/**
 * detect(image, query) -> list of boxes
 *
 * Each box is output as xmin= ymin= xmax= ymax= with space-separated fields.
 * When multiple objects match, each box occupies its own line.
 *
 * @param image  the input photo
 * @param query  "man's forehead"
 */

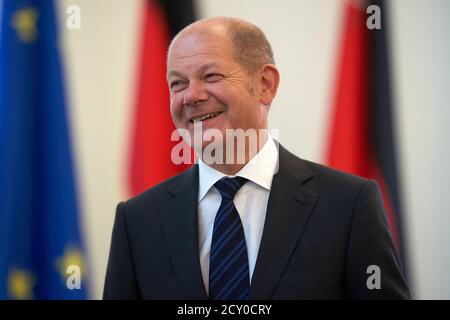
xmin=167 ymin=34 xmax=233 ymax=71
xmin=170 ymin=30 xmax=229 ymax=55
xmin=167 ymin=61 xmax=221 ymax=78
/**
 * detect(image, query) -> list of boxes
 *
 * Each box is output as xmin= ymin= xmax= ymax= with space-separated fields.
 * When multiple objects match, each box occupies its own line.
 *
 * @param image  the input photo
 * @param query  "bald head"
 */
xmin=168 ymin=17 xmax=275 ymax=74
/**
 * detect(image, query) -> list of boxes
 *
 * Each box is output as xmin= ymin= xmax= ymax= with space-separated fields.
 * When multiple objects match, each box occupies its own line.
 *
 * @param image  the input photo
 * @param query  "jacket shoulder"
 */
xmin=279 ymin=144 xmax=369 ymax=193
xmin=303 ymin=159 xmax=369 ymax=191
xmin=120 ymin=166 xmax=197 ymax=217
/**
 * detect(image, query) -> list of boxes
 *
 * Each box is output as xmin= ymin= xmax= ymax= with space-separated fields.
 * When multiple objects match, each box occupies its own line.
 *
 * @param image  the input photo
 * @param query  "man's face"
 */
xmin=167 ymin=31 xmax=267 ymax=150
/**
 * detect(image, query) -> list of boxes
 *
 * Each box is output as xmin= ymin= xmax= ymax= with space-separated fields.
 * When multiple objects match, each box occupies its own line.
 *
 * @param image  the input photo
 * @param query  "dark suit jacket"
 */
xmin=103 ymin=144 xmax=410 ymax=299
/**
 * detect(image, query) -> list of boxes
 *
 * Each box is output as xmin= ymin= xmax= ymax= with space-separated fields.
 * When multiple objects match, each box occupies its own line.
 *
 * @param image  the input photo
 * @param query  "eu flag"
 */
xmin=0 ymin=0 xmax=88 ymax=299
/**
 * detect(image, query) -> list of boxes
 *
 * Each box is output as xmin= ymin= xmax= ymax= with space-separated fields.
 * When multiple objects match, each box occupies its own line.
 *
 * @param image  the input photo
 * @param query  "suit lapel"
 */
xmin=158 ymin=165 xmax=208 ymax=299
xmin=249 ymin=145 xmax=318 ymax=299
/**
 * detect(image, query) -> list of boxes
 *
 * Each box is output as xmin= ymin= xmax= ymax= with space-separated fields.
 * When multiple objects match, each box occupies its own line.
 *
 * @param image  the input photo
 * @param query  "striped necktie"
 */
xmin=209 ymin=176 xmax=249 ymax=300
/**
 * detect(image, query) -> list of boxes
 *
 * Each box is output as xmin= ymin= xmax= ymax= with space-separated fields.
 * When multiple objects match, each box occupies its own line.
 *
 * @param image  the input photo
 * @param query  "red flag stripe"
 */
xmin=127 ymin=0 xmax=190 ymax=196
xmin=327 ymin=1 xmax=400 ymax=250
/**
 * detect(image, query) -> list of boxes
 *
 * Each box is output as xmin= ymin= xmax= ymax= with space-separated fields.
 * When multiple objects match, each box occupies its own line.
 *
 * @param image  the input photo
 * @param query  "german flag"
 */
xmin=128 ymin=0 xmax=196 ymax=196
xmin=326 ymin=0 xmax=408 ymax=275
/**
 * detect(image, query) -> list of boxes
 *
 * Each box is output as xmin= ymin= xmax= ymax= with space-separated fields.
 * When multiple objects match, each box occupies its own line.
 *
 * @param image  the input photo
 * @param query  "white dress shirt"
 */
xmin=197 ymin=136 xmax=279 ymax=293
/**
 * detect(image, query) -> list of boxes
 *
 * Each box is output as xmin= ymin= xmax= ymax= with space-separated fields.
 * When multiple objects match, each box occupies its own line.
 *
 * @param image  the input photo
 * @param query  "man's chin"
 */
xmin=193 ymin=138 xmax=224 ymax=153
xmin=190 ymin=137 xmax=225 ymax=164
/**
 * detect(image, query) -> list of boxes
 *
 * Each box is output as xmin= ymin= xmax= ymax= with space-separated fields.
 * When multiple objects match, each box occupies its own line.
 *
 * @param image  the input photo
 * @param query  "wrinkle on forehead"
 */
xmin=171 ymin=46 xmax=229 ymax=61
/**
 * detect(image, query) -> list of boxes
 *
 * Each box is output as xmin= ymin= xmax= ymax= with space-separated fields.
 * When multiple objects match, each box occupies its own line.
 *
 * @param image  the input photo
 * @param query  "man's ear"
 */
xmin=260 ymin=64 xmax=280 ymax=106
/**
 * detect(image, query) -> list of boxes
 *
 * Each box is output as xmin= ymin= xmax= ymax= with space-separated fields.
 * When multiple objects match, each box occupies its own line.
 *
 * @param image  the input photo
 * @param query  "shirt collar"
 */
xmin=198 ymin=135 xmax=279 ymax=201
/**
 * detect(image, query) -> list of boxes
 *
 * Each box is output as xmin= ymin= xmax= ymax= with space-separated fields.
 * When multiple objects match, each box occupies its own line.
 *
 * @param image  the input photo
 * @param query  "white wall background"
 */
xmin=58 ymin=0 xmax=450 ymax=299
xmin=390 ymin=0 xmax=450 ymax=299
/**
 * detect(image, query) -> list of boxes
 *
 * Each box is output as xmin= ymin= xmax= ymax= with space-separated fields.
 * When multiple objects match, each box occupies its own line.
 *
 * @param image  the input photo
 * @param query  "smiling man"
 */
xmin=103 ymin=17 xmax=410 ymax=300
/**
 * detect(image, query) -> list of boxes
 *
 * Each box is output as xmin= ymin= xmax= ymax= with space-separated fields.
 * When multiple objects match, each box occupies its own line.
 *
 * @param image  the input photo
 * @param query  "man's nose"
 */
xmin=183 ymin=81 xmax=208 ymax=107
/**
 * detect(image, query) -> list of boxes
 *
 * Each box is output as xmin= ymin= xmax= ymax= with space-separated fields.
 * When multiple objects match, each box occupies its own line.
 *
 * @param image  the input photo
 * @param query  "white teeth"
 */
xmin=192 ymin=112 xmax=222 ymax=123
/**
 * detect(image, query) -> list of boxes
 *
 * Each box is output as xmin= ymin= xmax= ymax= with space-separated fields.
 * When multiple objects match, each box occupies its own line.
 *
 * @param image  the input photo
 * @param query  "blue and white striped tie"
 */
xmin=209 ymin=177 xmax=249 ymax=300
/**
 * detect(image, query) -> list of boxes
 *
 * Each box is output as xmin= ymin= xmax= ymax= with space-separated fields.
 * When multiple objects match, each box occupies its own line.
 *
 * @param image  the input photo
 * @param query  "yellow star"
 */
xmin=56 ymin=246 xmax=86 ymax=280
xmin=11 ymin=7 xmax=39 ymax=43
xmin=8 ymin=268 xmax=35 ymax=300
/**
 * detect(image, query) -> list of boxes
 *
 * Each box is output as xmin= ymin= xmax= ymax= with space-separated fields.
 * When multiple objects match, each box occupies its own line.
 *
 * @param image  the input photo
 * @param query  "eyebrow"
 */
xmin=167 ymin=62 xmax=219 ymax=79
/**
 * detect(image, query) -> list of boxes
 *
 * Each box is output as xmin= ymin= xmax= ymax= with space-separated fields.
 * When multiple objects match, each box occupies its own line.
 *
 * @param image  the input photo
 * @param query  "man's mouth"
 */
xmin=190 ymin=111 xmax=223 ymax=124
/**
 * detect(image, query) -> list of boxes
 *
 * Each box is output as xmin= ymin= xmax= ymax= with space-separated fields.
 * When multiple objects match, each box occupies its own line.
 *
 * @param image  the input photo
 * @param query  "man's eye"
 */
xmin=205 ymin=73 xmax=223 ymax=82
xmin=170 ymin=80 xmax=186 ymax=90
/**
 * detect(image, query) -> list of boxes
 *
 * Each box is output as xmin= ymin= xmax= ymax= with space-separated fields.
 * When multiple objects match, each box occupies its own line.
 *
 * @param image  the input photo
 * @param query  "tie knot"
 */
xmin=214 ymin=177 xmax=248 ymax=200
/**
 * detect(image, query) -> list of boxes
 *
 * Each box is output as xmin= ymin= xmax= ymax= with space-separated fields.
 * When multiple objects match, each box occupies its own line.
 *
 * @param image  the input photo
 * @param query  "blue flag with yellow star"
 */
xmin=0 ymin=0 xmax=88 ymax=299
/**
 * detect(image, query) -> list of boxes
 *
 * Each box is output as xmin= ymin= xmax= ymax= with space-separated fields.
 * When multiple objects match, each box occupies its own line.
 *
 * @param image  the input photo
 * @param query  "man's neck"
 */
xmin=202 ymin=133 xmax=269 ymax=176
